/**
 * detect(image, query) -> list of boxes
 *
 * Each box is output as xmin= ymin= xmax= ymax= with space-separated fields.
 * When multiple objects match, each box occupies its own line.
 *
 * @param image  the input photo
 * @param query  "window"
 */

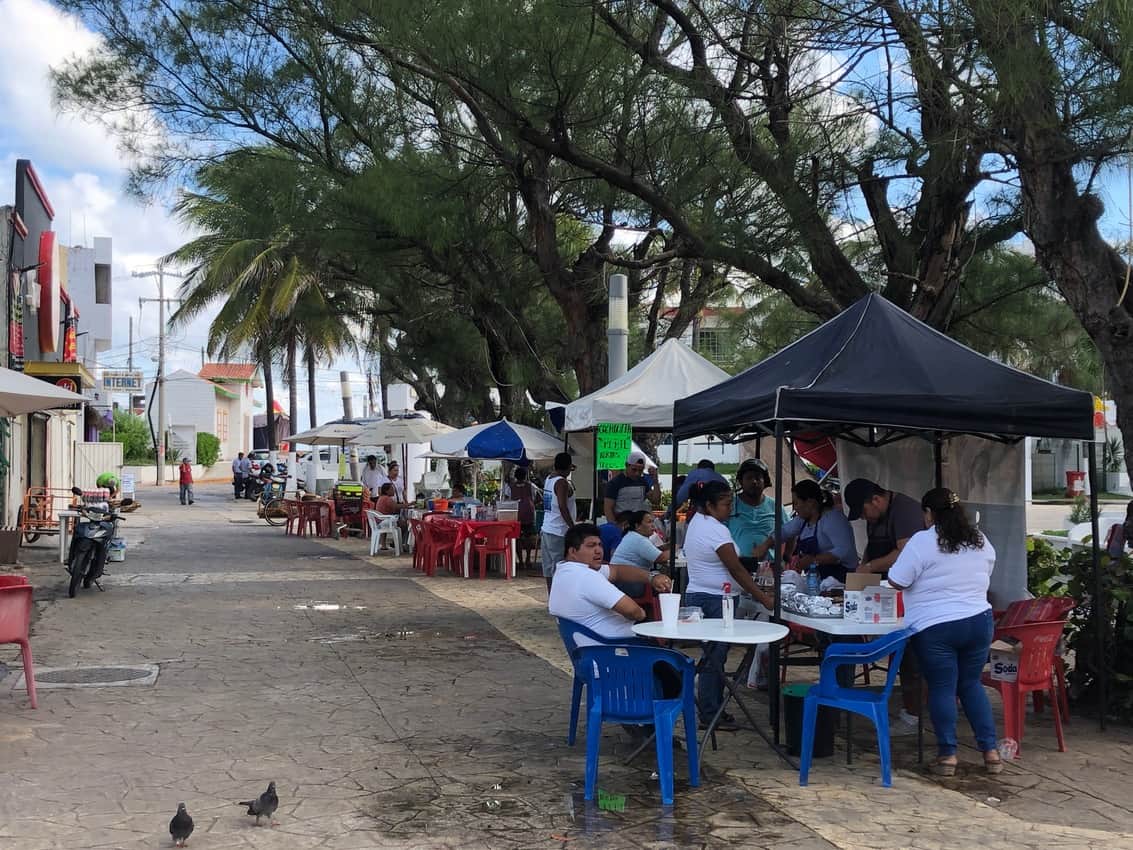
xmin=95 ymin=265 xmax=111 ymax=305
xmin=695 ymin=328 xmax=728 ymax=365
xmin=216 ymin=408 xmax=229 ymax=441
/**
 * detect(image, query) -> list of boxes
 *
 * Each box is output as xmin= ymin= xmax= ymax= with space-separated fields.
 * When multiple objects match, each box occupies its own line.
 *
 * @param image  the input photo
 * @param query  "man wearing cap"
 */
xmin=603 ymin=450 xmax=662 ymax=524
xmin=842 ymin=477 xmax=925 ymax=735
xmin=541 ymin=452 xmax=578 ymax=590
xmin=843 ymin=479 xmax=924 ymax=576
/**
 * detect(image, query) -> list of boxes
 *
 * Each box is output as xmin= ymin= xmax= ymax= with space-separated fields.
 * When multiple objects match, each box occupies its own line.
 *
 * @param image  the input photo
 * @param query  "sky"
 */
xmin=0 ymin=0 xmax=374 ymax=428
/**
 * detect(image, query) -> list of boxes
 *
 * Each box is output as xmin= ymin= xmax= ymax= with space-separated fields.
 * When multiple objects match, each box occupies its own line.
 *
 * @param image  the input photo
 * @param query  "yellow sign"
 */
xmin=596 ymin=422 xmax=633 ymax=470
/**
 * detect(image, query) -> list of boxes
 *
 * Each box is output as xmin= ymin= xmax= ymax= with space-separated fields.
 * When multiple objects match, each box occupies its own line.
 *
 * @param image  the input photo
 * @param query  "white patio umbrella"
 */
xmin=287 ymin=422 xmax=364 ymax=445
xmin=350 ymin=417 xmax=455 ymax=501
xmin=0 ymin=366 xmax=85 ymax=416
xmin=349 ymin=417 xmax=455 ymax=445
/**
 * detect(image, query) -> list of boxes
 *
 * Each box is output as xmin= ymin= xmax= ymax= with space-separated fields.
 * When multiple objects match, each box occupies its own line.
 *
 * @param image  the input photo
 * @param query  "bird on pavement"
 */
xmin=169 ymin=802 xmax=194 ymax=846
xmin=237 ymin=781 xmax=279 ymax=826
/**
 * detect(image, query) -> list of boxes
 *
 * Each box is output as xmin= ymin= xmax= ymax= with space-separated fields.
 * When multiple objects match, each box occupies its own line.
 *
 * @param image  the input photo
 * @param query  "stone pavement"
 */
xmin=0 ymin=483 xmax=1128 ymax=849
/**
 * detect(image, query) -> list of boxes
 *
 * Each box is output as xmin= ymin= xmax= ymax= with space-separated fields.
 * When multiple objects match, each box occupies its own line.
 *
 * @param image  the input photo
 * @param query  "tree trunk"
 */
xmin=261 ymin=340 xmax=277 ymax=451
xmin=286 ymin=334 xmax=299 ymax=436
xmin=971 ymin=5 xmax=1133 ymax=478
xmin=306 ymin=346 xmax=318 ymax=429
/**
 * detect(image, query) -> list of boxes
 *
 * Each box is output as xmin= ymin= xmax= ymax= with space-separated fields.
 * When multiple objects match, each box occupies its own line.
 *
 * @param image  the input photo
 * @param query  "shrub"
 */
xmin=1069 ymin=494 xmax=1092 ymax=525
xmin=100 ymin=410 xmax=153 ymax=464
xmin=196 ymin=433 xmax=221 ymax=467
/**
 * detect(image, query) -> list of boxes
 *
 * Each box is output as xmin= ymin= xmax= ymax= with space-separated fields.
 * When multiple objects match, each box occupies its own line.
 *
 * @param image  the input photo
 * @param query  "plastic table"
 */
xmin=57 ymin=510 xmax=80 ymax=564
xmin=633 ymin=619 xmax=791 ymax=762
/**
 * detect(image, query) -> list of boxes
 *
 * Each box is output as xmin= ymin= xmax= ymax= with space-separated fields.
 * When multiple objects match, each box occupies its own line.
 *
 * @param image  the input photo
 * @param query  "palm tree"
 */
xmin=163 ymin=151 xmax=337 ymax=448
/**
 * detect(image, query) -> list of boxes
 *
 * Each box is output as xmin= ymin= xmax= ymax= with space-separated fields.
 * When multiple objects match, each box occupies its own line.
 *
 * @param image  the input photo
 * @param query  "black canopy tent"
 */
xmin=671 ymin=294 xmax=1102 ymax=744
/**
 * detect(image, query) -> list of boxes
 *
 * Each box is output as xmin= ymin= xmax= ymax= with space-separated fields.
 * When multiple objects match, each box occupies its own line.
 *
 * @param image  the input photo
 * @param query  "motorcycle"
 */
xmin=66 ymin=486 xmax=123 ymax=598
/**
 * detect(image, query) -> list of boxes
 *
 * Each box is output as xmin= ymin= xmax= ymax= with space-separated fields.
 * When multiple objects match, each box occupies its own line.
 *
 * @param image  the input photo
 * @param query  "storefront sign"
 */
xmin=596 ymin=422 xmax=632 ymax=470
xmin=101 ymin=371 xmax=144 ymax=392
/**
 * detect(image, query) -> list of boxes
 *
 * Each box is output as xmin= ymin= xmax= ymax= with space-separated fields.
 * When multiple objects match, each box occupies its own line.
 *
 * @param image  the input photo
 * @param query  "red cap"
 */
xmin=722 ymin=582 xmax=732 ymax=593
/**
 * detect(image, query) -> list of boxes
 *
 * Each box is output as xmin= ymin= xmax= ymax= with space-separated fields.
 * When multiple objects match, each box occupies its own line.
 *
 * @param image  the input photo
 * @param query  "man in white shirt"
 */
xmin=360 ymin=455 xmax=389 ymax=498
xmin=548 ymin=523 xmax=672 ymax=642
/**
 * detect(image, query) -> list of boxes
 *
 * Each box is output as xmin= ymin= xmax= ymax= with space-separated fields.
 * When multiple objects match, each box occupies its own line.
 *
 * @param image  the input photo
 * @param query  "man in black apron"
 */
xmin=844 ymin=478 xmax=926 ymax=734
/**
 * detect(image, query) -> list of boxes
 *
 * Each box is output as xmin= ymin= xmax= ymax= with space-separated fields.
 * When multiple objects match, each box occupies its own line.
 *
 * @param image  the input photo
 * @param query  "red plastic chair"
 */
xmin=407 ymin=518 xmax=427 ymax=571
xmin=471 ymin=522 xmax=515 ymax=580
xmin=0 ymin=575 xmax=29 ymax=588
xmin=995 ymin=597 xmax=1075 ymax=720
xmin=981 ymin=619 xmax=1067 ymax=756
xmin=283 ymin=500 xmax=302 ymax=536
xmin=425 ymin=523 xmax=459 ymax=577
xmin=630 ymin=582 xmax=662 ymax=621
xmin=0 ymin=584 xmax=37 ymax=708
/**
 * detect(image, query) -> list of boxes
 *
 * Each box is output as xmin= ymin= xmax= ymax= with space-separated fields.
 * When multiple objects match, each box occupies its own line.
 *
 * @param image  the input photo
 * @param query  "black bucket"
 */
xmin=782 ymin=683 xmax=836 ymax=758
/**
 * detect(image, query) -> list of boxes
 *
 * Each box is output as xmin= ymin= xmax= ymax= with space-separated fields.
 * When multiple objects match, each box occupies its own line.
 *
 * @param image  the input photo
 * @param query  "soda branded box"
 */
xmin=844 ymin=573 xmax=880 ymax=623
xmin=859 ymin=587 xmax=899 ymax=624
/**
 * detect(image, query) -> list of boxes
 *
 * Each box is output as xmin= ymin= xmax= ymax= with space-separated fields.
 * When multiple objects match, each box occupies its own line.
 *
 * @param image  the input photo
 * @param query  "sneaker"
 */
xmin=891 ymin=710 xmax=920 ymax=736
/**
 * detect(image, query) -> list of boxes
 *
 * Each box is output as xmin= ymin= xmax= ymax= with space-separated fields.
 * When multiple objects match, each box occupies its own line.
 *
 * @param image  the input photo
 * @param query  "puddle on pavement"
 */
xmin=289 ymin=602 xmax=368 ymax=611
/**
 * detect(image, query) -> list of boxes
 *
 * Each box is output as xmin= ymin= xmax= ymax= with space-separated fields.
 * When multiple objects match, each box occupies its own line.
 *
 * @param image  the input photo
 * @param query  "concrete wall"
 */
xmin=64 ymin=241 xmax=113 ymax=368
xmin=144 ymin=370 xmax=216 ymax=452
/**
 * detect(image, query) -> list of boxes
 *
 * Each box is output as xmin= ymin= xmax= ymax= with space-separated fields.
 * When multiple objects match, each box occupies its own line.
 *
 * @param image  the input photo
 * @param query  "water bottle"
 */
xmin=806 ymin=562 xmax=820 ymax=597
xmin=721 ymin=582 xmax=734 ymax=630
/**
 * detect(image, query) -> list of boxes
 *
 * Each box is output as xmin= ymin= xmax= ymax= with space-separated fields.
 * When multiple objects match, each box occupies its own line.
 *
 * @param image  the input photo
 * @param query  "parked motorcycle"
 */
xmin=66 ymin=486 xmax=123 ymax=598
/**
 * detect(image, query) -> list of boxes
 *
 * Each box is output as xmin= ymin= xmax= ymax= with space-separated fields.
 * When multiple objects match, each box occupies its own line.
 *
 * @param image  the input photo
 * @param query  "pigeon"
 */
xmin=169 ymin=802 xmax=194 ymax=846
xmin=237 ymin=780 xmax=279 ymax=826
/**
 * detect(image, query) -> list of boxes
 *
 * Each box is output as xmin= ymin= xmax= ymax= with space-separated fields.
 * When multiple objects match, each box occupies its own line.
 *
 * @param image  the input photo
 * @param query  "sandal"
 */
xmin=930 ymin=759 xmax=957 ymax=776
xmin=984 ymin=756 xmax=1004 ymax=775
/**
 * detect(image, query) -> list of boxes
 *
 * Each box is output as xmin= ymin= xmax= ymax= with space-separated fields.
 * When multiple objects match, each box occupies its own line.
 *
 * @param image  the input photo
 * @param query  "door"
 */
xmin=74 ymin=441 xmax=123 ymax=491
xmin=26 ymin=413 xmax=47 ymax=490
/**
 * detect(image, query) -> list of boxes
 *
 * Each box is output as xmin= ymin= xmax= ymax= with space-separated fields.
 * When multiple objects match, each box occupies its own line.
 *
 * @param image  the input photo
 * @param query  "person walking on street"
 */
xmin=179 ymin=459 xmax=194 ymax=505
xmin=232 ymin=453 xmax=246 ymax=500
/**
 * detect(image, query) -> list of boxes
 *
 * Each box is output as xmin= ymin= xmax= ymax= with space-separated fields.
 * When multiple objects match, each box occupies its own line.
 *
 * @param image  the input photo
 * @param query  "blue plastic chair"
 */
xmin=557 ymin=618 xmax=631 ymax=745
xmin=799 ymin=628 xmax=914 ymax=788
xmin=576 ymin=644 xmax=699 ymax=805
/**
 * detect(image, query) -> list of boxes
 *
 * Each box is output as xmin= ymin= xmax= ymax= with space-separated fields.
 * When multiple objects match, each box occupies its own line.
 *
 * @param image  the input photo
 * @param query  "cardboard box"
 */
xmin=858 ymin=587 xmax=898 ymax=624
xmin=844 ymin=573 xmax=881 ymax=623
xmin=988 ymin=639 xmax=1019 ymax=682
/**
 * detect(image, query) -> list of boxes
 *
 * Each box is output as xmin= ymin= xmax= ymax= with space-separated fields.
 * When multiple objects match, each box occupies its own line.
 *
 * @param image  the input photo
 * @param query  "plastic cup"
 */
xmin=659 ymin=593 xmax=681 ymax=628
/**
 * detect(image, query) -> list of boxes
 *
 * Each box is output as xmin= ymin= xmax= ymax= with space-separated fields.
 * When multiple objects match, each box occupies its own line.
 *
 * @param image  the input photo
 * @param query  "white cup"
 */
xmin=659 ymin=593 xmax=681 ymax=628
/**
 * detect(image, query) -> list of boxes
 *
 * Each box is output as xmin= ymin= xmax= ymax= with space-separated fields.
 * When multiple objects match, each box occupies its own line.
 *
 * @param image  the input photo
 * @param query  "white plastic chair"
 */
xmin=366 ymin=510 xmax=402 ymax=556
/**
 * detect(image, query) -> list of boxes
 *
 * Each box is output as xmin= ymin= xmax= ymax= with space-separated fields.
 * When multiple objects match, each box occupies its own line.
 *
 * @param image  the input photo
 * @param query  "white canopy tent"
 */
xmin=552 ymin=339 xmax=728 ymax=516
xmin=0 ymin=367 xmax=85 ymax=416
xmin=558 ymin=338 xmax=729 ymax=432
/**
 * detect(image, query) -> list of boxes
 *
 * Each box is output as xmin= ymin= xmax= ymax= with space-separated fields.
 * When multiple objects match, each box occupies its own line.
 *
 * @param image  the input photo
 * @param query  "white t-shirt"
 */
xmin=548 ymin=561 xmax=635 ymax=644
xmin=888 ymin=528 xmax=996 ymax=632
xmin=361 ymin=465 xmax=388 ymax=495
xmin=684 ymin=512 xmax=739 ymax=596
xmin=541 ymin=475 xmax=577 ymax=536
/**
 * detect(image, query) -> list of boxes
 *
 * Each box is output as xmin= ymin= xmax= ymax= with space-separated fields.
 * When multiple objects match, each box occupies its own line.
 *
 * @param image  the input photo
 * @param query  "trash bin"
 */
xmin=1065 ymin=470 xmax=1087 ymax=498
xmin=782 ymin=683 xmax=836 ymax=758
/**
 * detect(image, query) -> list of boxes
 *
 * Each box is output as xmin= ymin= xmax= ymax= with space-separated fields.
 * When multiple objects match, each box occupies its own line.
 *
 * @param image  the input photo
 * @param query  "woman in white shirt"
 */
xmin=888 ymin=487 xmax=1000 ymax=776
xmin=684 ymin=480 xmax=775 ymax=730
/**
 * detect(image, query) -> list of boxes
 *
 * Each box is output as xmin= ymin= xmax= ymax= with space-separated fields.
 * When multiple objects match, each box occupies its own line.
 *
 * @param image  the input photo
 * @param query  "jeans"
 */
xmin=179 ymin=483 xmax=193 ymax=504
xmin=912 ymin=609 xmax=997 ymax=757
xmin=685 ymin=591 xmax=730 ymax=722
xmin=233 ymin=474 xmax=245 ymax=499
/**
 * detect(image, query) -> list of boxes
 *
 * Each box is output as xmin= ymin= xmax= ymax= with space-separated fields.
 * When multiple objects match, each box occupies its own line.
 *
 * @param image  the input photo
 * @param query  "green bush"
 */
xmin=196 ymin=433 xmax=221 ymax=467
xmin=100 ymin=410 xmax=153 ymax=464
xmin=1069 ymin=494 xmax=1092 ymax=525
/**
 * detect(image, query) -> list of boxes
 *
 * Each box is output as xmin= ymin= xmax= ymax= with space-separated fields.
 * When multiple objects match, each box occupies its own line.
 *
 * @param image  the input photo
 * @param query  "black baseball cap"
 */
xmin=843 ymin=478 xmax=883 ymax=521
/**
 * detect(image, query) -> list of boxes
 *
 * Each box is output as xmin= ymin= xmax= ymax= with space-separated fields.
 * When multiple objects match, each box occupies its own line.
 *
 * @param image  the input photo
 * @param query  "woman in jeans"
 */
xmin=888 ymin=487 xmax=1001 ymax=775
xmin=683 ymin=480 xmax=774 ymax=731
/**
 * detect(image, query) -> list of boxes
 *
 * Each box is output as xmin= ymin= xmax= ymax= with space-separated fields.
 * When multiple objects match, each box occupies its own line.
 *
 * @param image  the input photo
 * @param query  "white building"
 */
xmin=143 ymin=363 xmax=260 ymax=462
xmin=64 ymin=237 xmax=113 ymax=370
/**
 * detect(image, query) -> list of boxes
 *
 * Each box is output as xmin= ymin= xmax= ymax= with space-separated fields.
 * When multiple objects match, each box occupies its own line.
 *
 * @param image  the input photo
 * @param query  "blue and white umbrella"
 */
xmin=429 ymin=419 xmax=562 ymax=462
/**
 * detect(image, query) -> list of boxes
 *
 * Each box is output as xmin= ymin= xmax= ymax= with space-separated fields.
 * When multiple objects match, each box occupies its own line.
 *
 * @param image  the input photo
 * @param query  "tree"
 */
xmin=100 ymin=410 xmax=152 ymax=463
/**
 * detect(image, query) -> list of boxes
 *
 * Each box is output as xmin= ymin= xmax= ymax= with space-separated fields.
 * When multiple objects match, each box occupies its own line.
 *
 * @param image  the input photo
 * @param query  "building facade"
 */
xmin=143 ymin=364 xmax=260 ymax=462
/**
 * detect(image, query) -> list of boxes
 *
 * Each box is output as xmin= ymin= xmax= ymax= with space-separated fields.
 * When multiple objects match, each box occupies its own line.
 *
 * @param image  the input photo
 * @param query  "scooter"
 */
xmin=66 ymin=487 xmax=123 ymax=598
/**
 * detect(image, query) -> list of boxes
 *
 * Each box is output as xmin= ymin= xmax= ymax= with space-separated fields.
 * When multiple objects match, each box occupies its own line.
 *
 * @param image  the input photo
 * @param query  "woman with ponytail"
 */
xmin=888 ymin=487 xmax=1000 ymax=776
xmin=751 ymin=479 xmax=859 ymax=582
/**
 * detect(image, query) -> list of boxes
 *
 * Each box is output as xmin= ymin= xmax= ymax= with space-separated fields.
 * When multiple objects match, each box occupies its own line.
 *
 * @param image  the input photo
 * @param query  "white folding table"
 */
xmin=633 ymin=619 xmax=790 ymax=761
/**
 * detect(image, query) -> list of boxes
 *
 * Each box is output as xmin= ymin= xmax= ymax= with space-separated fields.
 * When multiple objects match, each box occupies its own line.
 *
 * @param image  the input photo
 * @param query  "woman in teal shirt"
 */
xmin=726 ymin=459 xmax=788 ymax=557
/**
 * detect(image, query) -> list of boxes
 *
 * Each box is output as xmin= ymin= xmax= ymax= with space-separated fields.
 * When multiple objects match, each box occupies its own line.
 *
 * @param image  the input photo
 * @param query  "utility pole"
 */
xmin=127 ymin=316 xmax=133 ymax=371
xmin=134 ymin=266 xmax=184 ymax=485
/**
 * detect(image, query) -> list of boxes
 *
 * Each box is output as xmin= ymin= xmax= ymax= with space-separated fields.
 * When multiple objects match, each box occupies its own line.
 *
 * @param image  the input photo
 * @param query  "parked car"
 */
xmin=247 ymin=450 xmax=272 ymax=475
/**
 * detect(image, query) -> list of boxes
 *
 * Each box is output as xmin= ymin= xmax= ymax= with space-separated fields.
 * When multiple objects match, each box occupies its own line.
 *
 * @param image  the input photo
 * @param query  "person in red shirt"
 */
xmin=179 ymin=459 xmax=194 ymax=506
xmin=375 ymin=483 xmax=410 ymax=538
